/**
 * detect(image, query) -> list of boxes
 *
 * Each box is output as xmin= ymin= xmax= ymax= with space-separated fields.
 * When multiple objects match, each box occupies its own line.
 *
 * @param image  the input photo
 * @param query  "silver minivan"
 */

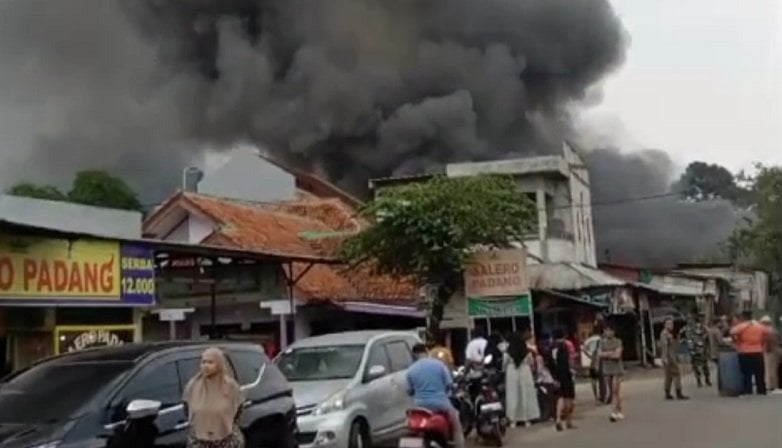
xmin=276 ymin=330 xmax=421 ymax=448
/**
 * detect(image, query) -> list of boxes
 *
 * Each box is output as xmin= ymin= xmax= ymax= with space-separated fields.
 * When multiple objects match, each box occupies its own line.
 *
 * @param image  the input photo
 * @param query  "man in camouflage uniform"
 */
xmin=680 ymin=314 xmax=712 ymax=387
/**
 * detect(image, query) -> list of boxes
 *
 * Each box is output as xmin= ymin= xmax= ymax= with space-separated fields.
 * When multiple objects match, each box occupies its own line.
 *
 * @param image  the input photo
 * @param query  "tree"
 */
xmin=729 ymin=165 xmax=782 ymax=322
xmin=6 ymin=170 xmax=142 ymax=211
xmin=674 ymin=161 xmax=750 ymax=204
xmin=340 ymin=174 xmax=537 ymax=334
xmin=67 ymin=170 xmax=142 ymax=211
xmin=6 ymin=183 xmax=66 ymax=201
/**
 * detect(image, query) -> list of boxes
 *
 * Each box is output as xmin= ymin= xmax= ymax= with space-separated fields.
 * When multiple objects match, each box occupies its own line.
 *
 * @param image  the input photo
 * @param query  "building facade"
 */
xmin=674 ymin=264 xmax=769 ymax=315
xmin=144 ymin=152 xmax=417 ymax=349
xmin=372 ymin=142 xmax=598 ymax=267
xmin=0 ymin=196 xmax=153 ymax=371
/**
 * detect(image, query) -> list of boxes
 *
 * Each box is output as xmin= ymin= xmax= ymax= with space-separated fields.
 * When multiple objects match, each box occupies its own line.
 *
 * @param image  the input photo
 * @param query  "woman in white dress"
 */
xmin=504 ymin=331 xmax=541 ymax=427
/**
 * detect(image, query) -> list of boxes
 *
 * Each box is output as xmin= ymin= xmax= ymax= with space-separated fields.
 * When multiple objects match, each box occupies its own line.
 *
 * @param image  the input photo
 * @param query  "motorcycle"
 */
xmin=451 ymin=366 xmax=475 ymax=436
xmin=398 ymin=367 xmax=474 ymax=448
xmin=471 ymin=355 xmax=506 ymax=447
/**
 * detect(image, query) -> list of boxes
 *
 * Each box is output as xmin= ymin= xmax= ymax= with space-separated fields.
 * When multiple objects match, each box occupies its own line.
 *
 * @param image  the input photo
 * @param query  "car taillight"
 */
xmin=407 ymin=412 xmax=430 ymax=428
xmin=484 ymin=390 xmax=498 ymax=401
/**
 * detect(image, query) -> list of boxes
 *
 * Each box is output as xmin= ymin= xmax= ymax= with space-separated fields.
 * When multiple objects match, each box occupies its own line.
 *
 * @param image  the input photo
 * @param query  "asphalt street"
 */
xmin=470 ymin=373 xmax=781 ymax=448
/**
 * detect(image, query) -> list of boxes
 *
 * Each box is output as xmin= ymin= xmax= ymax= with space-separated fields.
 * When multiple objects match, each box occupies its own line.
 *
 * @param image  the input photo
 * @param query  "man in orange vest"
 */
xmin=731 ymin=311 xmax=771 ymax=395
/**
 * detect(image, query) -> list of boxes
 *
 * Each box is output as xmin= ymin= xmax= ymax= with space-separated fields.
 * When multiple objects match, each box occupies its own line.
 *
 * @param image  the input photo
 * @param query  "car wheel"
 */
xmin=348 ymin=420 xmax=371 ymax=448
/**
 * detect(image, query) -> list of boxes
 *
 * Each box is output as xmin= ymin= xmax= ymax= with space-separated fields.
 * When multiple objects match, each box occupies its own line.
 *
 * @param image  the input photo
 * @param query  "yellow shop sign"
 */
xmin=0 ymin=234 xmax=120 ymax=299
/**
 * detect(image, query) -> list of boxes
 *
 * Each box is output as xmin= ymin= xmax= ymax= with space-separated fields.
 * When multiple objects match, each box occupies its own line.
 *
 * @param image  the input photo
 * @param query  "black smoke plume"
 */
xmin=0 ymin=0 xmax=736 ymax=264
xmin=584 ymin=149 xmax=741 ymax=266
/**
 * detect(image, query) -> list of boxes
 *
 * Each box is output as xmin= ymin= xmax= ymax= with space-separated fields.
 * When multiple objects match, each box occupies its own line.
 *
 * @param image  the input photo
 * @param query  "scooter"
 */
xmin=398 ymin=367 xmax=474 ymax=448
xmin=472 ymin=355 xmax=506 ymax=447
xmin=398 ymin=408 xmax=454 ymax=448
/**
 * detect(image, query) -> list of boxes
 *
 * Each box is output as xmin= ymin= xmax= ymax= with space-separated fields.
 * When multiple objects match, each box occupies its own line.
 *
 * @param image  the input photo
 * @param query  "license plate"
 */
xmin=399 ymin=437 xmax=425 ymax=448
xmin=480 ymin=402 xmax=502 ymax=412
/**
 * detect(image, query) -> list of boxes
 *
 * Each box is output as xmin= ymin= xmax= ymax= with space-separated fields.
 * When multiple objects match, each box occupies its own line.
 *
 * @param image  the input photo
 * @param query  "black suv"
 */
xmin=0 ymin=341 xmax=297 ymax=448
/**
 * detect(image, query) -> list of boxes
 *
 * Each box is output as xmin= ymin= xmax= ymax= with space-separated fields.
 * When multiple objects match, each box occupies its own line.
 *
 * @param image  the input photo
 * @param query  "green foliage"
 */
xmin=340 ymin=174 xmax=536 ymax=331
xmin=7 ymin=170 xmax=142 ymax=211
xmin=675 ymin=161 xmax=751 ymax=205
xmin=729 ymin=165 xmax=782 ymax=320
xmin=67 ymin=170 xmax=142 ymax=211
xmin=6 ymin=183 xmax=66 ymax=201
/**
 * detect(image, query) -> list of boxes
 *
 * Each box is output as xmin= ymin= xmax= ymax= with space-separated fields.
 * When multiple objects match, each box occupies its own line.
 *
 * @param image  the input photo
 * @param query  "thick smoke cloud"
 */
xmin=585 ymin=149 xmax=741 ymax=266
xmin=0 ymin=0 xmax=625 ymax=192
xmin=0 ymin=0 xmax=737 ymax=264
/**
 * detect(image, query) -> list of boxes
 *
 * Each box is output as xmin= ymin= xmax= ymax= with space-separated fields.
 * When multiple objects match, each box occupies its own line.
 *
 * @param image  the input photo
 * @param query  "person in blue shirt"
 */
xmin=406 ymin=343 xmax=465 ymax=448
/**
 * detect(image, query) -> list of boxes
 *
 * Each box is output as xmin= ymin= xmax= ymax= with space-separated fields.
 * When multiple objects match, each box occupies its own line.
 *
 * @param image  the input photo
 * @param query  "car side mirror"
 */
xmin=126 ymin=399 xmax=162 ymax=420
xmin=366 ymin=364 xmax=387 ymax=382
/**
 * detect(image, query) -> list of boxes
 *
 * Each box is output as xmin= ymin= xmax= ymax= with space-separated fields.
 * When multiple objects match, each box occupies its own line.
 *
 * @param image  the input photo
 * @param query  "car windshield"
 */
xmin=0 ymin=360 xmax=133 ymax=423
xmin=276 ymin=345 xmax=364 ymax=381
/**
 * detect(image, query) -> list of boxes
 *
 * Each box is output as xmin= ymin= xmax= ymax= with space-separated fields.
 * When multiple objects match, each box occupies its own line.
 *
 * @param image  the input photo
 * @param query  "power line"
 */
xmin=592 ymin=191 xmax=681 ymax=207
xmin=533 ymin=191 xmax=682 ymax=212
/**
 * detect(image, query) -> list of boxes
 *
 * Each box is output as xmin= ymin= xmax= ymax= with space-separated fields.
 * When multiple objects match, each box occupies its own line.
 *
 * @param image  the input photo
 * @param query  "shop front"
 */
xmin=464 ymin=248 xmax=533 ymax=338
xmin=0 ymin=232 xmax=156 ymax=371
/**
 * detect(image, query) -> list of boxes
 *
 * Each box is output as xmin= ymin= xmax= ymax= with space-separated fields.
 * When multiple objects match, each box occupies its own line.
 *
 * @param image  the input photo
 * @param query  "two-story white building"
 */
xmin=444 ymin=141 xmax=597 ymax=267
xmin=370 ymin=143 xmax=627 ymax=345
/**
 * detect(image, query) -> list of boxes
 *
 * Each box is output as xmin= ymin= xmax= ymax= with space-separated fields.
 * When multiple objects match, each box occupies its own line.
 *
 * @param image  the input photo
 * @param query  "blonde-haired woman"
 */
xmin=183 ymin=347 xmax=245 ymax=448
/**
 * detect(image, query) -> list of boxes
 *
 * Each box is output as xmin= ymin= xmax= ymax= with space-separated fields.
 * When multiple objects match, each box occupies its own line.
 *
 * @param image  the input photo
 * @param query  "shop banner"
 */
xmin=464 ymin=249 xmax=529 ymax=298
xmin=120 ymin=243 xmax=156 ymax=305
xmin=54 ymin=325 xmax=136 ymax=355
xmin=0 ymin=234 xmax=155 ymax=306
xmin=467 ymin=295 xmax=532 ymax=317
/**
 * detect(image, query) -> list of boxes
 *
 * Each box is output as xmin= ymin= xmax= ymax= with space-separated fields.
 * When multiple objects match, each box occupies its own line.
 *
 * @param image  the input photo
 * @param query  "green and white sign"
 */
xmin=467 ymin=295 xmax=532 ymax=317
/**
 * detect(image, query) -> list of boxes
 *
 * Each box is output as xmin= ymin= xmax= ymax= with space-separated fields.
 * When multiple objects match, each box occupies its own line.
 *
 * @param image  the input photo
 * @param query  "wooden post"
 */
xmin=209 ymin=282 xmax=217 ymax=339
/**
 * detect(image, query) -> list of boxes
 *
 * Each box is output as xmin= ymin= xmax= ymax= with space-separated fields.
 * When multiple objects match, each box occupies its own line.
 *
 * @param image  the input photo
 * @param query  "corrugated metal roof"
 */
xmin=0 ymin=217 xmax=337 ymax=264
xmin=634 ymin=281 xmax=703 ymax=297
xmin=0 ymin=194 xmax=141 ymax=239
xmin=527 ymin=263 xmax=625 ymax=291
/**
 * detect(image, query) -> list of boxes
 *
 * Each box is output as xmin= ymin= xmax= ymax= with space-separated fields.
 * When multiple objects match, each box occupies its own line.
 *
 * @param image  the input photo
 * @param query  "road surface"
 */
xmin=471 ymin=374 xmax=781 ymax=448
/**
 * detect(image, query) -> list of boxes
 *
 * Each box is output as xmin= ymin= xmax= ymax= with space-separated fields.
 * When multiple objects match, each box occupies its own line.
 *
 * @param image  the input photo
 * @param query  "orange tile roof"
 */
xmin=179 ymin=193 xmax=416 ymax=303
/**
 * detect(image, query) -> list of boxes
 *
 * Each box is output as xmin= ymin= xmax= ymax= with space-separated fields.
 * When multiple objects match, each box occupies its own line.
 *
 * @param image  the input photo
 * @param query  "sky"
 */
xmin=582 ymin=0 xmax=781 ymax=174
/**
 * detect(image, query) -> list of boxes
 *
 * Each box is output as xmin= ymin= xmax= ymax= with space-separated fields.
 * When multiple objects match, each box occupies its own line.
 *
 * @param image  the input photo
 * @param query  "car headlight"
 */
xmin=311 ymin=391 xmax=346 ymax=416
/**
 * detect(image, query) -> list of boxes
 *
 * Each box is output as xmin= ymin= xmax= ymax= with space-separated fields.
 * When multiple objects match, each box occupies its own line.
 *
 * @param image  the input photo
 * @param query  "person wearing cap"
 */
xmin=759 ymin=315 xmax=779 ymax=391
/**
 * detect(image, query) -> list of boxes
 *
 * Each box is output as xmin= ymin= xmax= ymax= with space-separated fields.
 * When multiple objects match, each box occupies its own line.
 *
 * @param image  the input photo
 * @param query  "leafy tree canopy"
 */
xmin=6 ymin=170 xmax=142 ymax=212
xmin=729 ymin=165 xmax=782 ymax=321
xmin=340 ymin=174 xmax=537 ymax=331
xmin=674 ymin=161 xmax=751 ymax=205
xmin=67 ymin=170 xmax=142 ymax=211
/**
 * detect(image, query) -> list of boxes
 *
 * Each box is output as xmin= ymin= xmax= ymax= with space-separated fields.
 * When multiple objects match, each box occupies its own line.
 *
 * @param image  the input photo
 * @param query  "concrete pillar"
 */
xmin=133 ymin=308 xmax=144 ymax=342
xmin=536 ymin=188 xmax=549 ymax=262
xmin=294 ymin=312 xmax=311 ymax=340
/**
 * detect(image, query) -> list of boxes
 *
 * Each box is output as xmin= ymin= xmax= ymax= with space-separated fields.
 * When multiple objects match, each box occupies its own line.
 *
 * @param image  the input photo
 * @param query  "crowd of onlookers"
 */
xmin=427 ymin=319 xmax=627 ymax=433
xmin=425 ymin=309 xmax=780 ymax=437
